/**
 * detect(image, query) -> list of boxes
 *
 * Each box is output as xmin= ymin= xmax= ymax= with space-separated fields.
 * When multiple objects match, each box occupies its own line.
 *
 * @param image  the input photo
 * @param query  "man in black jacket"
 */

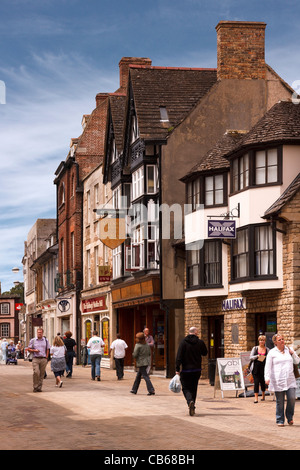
xmin=175 ymin=327 xmax=208 ymax=416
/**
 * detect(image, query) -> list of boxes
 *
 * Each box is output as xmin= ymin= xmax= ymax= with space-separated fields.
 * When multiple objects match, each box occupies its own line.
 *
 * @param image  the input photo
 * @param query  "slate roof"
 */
xmin=225 ymin=100 xmax=300 ymax=157
xmin=129 ymin=66 xmax=217 ymax=141
xmin=181 ymin=130 xmax=246 ymax=181
xmin=263 ymin=172 xmax=300 ymax=218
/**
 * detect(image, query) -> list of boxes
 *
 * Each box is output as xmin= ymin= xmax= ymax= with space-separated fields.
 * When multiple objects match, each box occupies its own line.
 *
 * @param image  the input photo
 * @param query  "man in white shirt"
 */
xmin=110 ymin=333 xmax=128 ymax=380
xmin=87 ymin=331 xmax=105 ymax=381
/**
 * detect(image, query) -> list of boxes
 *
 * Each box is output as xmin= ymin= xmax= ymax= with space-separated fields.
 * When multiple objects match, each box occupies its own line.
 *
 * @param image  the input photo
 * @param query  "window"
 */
xmin=187 ymin=178 xmax=200 ymax=211
xmin=112 ymin=245 xmax=122 ymax=279
xmin=159 ymin=106 xmax=169 ymax=122
xmin=0 ymin=323 xmax=10 ymax=337
xmin=86 ymin=249 xmax=91 ymax=287
xmin=147 ymin=224 xmax=159 ymax=269
xmin=132 ymin=226 xmax=144 ymax=269
xmin=130 ymin=114 xmax=139 ymax=143
xmin=232 ymin=154 xmax=249 ymax=193
xmin=232 ymin=224 xmax=275 ymax=281
xmin=0 ymin=303 xmax=10 ymax=315
xmin=255 ymin=149 xmax=278 ymax=185
xmin=187 ymin=240 xmax=222 ymax=288
xmin=231 ymin=148 xmax=281 ymax=194
xmin=132 ymin=167 xmax=144 ymax=201
xmin=110 ymin=138 xmax=118 ymax=163
xmin=187 ymin=174 xmax=227 ymax=211
xmin=146 ymin=165 xmax=158 ymax=194
xmin=94 ymin=245 xmax=99 ymax=285
xmin=232 ymin=228 xmax=249 ymax=279
xmin=205 ymin=174 xmax=224 ymax=206
xmin=59 ymin=182 xmax=65 ymax=206
xmin=87 ymin=190 xmax=91 ymax=224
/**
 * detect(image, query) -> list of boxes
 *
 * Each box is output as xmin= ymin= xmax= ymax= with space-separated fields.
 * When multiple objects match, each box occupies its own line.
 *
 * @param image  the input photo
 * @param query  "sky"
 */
xmin=0 ymin=0 xmax=299 ymax=292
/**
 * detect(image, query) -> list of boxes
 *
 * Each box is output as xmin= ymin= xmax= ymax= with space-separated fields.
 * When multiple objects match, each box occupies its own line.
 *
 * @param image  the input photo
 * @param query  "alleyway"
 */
xmin=1 ymin=360 xmax=299 ymax=451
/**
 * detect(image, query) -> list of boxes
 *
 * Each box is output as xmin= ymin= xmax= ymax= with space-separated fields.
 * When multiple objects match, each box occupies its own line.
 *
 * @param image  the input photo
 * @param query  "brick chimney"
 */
xmin=95 ymin=92 xmax=109 ymax=107
xmin=216 ymin=21 xmax=266 ymax=80
xmin=119 ymin=57 xmax=152 ymax=90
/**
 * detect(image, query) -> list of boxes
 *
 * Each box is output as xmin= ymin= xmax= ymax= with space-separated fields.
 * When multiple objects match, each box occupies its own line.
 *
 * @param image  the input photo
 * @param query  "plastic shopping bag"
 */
xmin=169 ymin=374 xmax=181 ymax=393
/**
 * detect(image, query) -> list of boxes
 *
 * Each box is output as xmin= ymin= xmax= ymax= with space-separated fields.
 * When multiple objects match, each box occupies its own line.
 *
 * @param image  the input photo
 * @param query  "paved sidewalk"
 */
xmin=0 ymin=360 xmax=300 ymax=450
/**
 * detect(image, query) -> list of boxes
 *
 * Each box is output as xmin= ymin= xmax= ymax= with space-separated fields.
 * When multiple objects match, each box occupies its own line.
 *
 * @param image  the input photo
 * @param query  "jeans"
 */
xmin=66 ymin=351 xmax=75 ymax=376
xmin=275 ymin=388 xmax=296 ymax=424
xmin=90 ymin=354 xmax=102 ymax=379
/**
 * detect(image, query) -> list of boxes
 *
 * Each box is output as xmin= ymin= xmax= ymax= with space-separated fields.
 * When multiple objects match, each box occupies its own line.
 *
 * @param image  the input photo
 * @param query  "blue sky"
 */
xmin=0 ymin=0 xmax=299 ymax=292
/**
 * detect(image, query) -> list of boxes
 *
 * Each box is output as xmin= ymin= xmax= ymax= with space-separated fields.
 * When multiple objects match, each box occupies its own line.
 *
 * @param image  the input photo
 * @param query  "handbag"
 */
xmin=293 ymin=363 xmax=300 ymax=379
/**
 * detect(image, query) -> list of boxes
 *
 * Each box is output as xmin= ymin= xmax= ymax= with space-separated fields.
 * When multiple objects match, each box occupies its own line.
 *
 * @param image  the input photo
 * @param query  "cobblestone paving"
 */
xmin=0 ymin=361 xmax=299 ymax=451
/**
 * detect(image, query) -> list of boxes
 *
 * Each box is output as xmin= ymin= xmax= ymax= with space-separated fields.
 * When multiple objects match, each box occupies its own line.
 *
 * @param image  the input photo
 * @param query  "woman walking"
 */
xmin=250 ymin=335 xmax=269 ymax=403
xmin=130 ymin=332 xmax=155 ymax=396
xmin=265 ymin=333 xmax=300 ymax=426
xmin=63 ymin=331 xmax=76 ymax=378
xmin=50 ymin=336 xmax=67 ymax=388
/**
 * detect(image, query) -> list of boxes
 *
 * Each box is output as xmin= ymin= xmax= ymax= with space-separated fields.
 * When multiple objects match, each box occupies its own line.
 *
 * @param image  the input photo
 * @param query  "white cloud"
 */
xmin=0 ymin=51 xmax=118 ymax=291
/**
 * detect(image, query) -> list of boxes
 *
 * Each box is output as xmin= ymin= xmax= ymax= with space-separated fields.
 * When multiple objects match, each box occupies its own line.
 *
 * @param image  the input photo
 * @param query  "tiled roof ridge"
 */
xmin=264 ymin=172 xmax=300 ymax=218
xmin=129 ymin=64 xmax=217 ymax=71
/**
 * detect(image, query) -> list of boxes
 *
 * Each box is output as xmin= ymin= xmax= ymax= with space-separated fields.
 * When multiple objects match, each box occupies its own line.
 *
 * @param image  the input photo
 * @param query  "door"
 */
xmin=208 ymin=316 xmax=224 ymax=359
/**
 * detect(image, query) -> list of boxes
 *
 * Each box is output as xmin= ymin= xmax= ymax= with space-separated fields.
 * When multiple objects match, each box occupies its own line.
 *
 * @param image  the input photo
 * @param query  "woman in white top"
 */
xmin=50 ymin=336 xmax=67 ymax=388
xmin=265 ymin=333 xmax=300 ymax=426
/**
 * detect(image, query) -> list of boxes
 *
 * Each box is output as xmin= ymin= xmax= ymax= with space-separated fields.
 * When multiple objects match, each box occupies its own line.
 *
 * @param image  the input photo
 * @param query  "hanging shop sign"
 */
xmin=208 ymin=220 xmax=236 ymax=239
xmin=99 ymin=265 xmax=111 ymax=282
xmin=81 ymin=296 xmax=107 ymax=314
xmin=222 ymin=297 xmax=246 ymax=311
xmin=99 ymin=217 xmax=126 ymax=249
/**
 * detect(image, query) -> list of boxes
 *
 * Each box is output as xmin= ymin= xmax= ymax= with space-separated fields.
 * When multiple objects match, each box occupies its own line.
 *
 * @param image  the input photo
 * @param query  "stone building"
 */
xmin=182 ymin=99 xmax=300 ymax=376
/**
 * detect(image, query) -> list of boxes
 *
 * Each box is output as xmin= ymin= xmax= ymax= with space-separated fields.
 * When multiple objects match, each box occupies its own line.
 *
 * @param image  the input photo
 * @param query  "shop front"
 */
xmin=111 ymin=274 xmax=166 ymax=371
xmin=81 ymin=293 xmax=111 ymax=368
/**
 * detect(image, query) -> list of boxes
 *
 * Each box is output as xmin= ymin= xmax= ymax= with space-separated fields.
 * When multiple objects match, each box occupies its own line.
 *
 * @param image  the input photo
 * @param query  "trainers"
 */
xmin=189 ymin=401 xmax=195 ymax=416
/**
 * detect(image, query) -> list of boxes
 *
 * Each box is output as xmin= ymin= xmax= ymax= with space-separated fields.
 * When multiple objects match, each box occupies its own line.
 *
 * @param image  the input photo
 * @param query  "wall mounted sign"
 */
xmin=222 ymin=297 xmax=246 ymax=311
xmin=58 ymin=299 xmax=71 ymax=312
xmin=208 ymin=220 xmax=236 ymax=239
xmin=81 ymin=296 xmax=107 ymax=314
xmin=99 ymin=218 xmax=126 ymax=249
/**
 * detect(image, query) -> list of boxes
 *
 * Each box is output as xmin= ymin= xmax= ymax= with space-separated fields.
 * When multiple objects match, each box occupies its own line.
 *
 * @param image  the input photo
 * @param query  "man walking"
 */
xmin=87 ymin=330 xmax=105 ymax=381
xmin=110 ymin=333 xmax=128 ymax=380
xmin=27 ymin=328 xmax=50 ymax=393
xmin=175 ymin=327 xmax=207 ymax=416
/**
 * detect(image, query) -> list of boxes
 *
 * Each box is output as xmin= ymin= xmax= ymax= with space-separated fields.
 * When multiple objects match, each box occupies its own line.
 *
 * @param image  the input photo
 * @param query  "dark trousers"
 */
xmin=253 ymin=372 xmax=266 ymax=394
xmin=132 ymin=366 xmax=155 ymax=394
xmin=66 ymin=352 xmax=74 ymax=376
xmin=114 ymin=357 xmax=124 ymax=379
xmin=180 ymin=371 xmax=201 ymax=405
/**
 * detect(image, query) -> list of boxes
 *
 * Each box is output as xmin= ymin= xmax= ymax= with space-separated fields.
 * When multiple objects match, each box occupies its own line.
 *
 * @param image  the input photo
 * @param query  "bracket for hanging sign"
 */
xmin=207 ymin=203 xmax=240 ymax=220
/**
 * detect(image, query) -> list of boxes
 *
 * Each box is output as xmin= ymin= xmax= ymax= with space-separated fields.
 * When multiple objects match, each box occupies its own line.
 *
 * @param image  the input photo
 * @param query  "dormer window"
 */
xmin=187 ymin=172 xmax=227 ymax=211
xmin=255 ymin=148 xmax=278 ymax=184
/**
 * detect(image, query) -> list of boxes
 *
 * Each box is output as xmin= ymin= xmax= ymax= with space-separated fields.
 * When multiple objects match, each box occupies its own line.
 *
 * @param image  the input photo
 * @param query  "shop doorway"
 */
xmin=208 ymin=316 xmax=224 ymax=359
xmin=255 ymin=312 xmax=277 ymax=349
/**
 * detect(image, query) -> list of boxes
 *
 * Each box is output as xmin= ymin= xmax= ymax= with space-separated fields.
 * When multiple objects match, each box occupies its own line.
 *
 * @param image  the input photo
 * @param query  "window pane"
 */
xmin=267 ymin=165 xmax=278 ymax=183
xmin=147 ymin=166 xmax=155 ymax=193
xmin=215 ymin=189 xmax=223 ymax=205
xmin=256 ymin=151 xmax=266 ymax=184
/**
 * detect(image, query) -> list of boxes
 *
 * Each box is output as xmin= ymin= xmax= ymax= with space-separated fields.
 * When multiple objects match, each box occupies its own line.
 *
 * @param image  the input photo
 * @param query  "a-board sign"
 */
xmin=216 ymin=357 xmax=245 ymax=398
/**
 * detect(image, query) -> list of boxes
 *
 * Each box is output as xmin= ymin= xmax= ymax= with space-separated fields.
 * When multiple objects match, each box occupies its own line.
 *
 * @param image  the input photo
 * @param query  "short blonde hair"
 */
xmin=272 ymin=333 xmax=284 ymax=344
xmin=258 ymin=335 xmax=266 ymax=342
xmin=53 ymin=335 xmax=64 ymax=347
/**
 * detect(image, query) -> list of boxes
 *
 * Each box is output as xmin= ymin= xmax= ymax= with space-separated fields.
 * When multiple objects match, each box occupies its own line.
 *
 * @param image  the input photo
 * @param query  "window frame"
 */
xmin=230 ymin=146 xmax=282 ymax=195
xmin=231 ymin=223 xmax=277 ymax=283
xmin=186 ymin=240 xmax=223 ymax=289
xmin=0 ymin=303 xmax=10 ymax=315
xmin=187 ymin=172 xmax=228 ymax=212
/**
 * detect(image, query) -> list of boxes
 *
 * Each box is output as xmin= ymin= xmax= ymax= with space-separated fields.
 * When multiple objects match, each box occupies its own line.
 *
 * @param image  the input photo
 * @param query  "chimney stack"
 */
xmin=216 ymin=21 xmax=266 ymax=80
xmin=119 ymin=57 xmax=152 ymax=90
